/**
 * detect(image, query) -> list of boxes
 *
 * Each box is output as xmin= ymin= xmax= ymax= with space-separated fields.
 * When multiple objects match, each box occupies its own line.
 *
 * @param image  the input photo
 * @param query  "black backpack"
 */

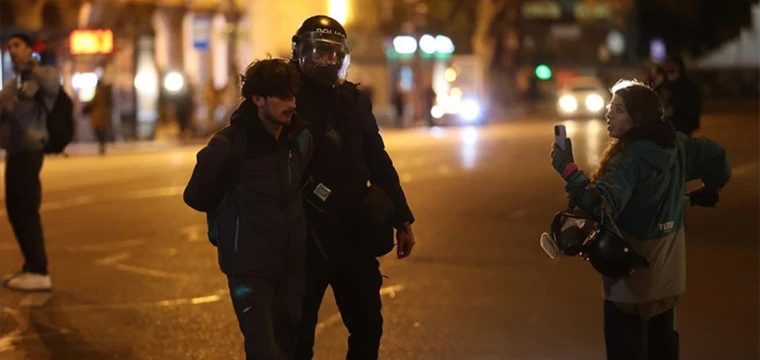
xmin=40 ymin=88 xmax=74 ymax=154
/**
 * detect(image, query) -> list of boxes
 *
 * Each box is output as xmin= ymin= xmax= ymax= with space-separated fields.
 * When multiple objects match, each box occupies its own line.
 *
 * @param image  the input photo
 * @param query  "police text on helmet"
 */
xmin=315 ymin=28 xmax=344 ymax=37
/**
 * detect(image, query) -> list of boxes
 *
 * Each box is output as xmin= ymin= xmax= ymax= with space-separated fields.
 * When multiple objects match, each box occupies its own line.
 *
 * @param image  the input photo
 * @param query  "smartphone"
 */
xmin=554 ymin=125 xmax=567 ymax=150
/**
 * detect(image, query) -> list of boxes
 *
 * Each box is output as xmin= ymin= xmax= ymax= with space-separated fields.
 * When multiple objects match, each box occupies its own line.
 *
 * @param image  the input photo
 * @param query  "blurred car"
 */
xmin=432 ymin=88 xmax=487 ymax=126
xmin=430 ymin=55 xmax=488 ymax=126
xmin=556 ymin=76 xmax=608 ymax=119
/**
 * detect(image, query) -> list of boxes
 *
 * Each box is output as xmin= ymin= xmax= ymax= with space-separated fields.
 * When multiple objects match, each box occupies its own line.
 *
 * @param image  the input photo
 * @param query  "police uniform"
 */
xmin=289 ymin=15 xmax=415 ymax=360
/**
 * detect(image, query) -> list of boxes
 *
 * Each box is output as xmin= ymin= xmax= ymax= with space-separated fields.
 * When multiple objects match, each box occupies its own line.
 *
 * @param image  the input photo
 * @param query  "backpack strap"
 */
xmin=32 ymin=86 xmax=53 ymax=114
xmin=226 ymin=121 xmax=248 ymax=187
xmin=210 ymin=122 xmax=247 ymax=212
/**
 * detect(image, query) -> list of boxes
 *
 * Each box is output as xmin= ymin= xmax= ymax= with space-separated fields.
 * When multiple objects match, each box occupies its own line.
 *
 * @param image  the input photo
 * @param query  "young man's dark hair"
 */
xmin=8 ymin=33 xmax=34 ymax=48
xmin=240 ymin=57 xmax=300 ymax=100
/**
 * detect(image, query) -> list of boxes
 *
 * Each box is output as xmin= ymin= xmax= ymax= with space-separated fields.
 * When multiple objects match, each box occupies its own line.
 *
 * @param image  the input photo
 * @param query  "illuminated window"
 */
xmin=329 ymin=0 xmax=350 ymax=25
xmin=70 ymin=29 xmax=114 ymax=55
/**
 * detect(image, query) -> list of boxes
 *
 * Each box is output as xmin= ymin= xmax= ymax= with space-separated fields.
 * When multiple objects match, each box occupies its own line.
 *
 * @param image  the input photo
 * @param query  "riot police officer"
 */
xmin=290 ymin=15 xmax=417 ymax=360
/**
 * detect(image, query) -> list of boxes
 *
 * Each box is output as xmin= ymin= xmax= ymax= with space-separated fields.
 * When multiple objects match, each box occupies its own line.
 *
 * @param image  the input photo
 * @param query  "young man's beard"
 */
xmin=262 ymin=105 xmax=291 ymax=126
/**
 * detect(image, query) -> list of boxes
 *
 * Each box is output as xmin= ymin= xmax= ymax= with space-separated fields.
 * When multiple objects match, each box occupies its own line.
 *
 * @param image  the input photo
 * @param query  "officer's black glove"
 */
xmin=687 ymin=186 xmax=720 ymax=207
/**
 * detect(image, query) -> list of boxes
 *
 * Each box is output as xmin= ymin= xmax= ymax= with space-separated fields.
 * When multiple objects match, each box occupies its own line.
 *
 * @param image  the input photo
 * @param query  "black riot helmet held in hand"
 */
xmin=292 ymin=15 xmax=352 ymax=86
xmin=546 ymin=202 xmax=650 ymax=279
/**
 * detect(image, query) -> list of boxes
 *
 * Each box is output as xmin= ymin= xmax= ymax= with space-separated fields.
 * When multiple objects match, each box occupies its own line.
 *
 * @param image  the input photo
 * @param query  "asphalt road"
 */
xmin=0 ymin=109 xmax=757 ymax=360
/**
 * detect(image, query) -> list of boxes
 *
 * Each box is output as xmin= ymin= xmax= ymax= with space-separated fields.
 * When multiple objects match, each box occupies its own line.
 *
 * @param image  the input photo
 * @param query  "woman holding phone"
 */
xmin=549 ymin=79 xmax=731 ymax=359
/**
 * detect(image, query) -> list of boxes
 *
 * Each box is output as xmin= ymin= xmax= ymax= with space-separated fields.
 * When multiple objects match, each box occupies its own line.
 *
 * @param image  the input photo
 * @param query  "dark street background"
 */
xmin=0 ymin=107 xmax=757 ymax=360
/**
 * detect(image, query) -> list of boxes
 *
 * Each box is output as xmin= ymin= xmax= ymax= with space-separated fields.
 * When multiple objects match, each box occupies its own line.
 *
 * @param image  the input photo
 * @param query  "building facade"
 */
xmin=1 ymin=0 xmax=250 ymax=142
xmin=0 ymin=0 xmax=400 ymax=141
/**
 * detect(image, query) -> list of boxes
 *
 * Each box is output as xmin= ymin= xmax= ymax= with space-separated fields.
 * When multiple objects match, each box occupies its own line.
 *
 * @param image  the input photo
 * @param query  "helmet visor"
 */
xmin=296 ymin=32 xmax=351 ymax=85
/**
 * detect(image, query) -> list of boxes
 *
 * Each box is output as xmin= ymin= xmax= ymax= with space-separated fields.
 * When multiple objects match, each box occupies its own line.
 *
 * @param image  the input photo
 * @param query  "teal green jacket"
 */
xmin=563 ymin=133 xmax=731 ymax=303
xmin=565 ymin=133 xmax=731 ymax=241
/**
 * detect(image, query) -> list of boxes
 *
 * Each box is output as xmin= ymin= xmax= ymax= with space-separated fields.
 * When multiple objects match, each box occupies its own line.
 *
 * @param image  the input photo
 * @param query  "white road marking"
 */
xmin=315 ymin=284 xmax=405 ymax=335
xmin=380 ymin=284 xmax=405 ymax=297
xmin=190 ymin=295 xmax=222 ymax=305
xmin=0 ymin=293 xmax=59 ymax=352
xmin=181 ymin=225 xmax=207 ymax=243
xmin=0 ymin=239 xmax=146 ymax=253
xmin=0 ymin=186 xmax=186 ymax=216
xmin=0 ymin=289 xmax=229 ymax=349
xmin=65 ymin=238 xmax=145 ymax=253
xmin=94 ymin=252 xmax=132 ymax=266
xmin=732 ymin=161 xmax=758 ymax=177
xmin=315 ymin=313 xmax=342 ymax=334
xmin=5 ymin=289 xmax=229 ymax=313
xmin=112 ymin=264 xmax=190 ymax=280
xmin=0 ymin=307 xmax=25 ymax=351
xmin=127 ymin=186 xmax=185 ymax=200
xmin=17 ymin=293 xmax=51 ymax=307
xmin=508 ymin=209 xmax=529 ymax=220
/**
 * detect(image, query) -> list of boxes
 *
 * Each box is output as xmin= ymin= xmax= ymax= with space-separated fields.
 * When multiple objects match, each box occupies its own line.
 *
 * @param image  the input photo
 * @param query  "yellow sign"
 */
xmin=70 ymin=29 xmax=114 ymax=55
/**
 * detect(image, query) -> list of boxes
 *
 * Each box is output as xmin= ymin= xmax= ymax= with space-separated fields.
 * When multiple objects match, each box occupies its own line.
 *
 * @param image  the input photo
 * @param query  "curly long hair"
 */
xmin=591 ymin=80 xmax=677 ymax=181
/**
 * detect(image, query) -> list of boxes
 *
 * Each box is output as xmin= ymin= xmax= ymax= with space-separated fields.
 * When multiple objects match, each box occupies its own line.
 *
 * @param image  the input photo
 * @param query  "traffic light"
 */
xmin=535 ymin=64 xmax=552 ymax=80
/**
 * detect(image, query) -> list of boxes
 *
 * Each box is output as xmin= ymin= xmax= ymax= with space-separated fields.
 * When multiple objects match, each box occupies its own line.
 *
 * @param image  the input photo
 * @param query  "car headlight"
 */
xmin=559 ymin=95 xmax=578 ymax=113
xmin=585 ymin=94 xmax=605 ymax=112
xmin=431 ymin=105 xmax=445 ymax=119
xmin=460 ymin=99 xmax=480 ymax=121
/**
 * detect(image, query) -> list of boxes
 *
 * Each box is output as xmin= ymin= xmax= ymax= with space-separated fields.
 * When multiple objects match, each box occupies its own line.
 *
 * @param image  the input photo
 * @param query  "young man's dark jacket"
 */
xmin=184 ymin=100 xmax=312 ymax=279
xmin=297 ymin=77 xmax=414 ymax=253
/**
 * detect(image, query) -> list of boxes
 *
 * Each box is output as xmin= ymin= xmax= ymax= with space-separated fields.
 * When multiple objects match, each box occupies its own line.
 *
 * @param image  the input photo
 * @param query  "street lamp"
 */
xmin=419 ymin=34 xmax=436 ymax=54
xmin=389 ymin=34 xmax=454 ymax=58
xmin=163 ymin=71 xmax=185 ymax=93
xmin=434 ymin=35 xmax=454 ymax=55
xmin=388 ymin=33 xmax=456 ymax=125
xmin=393 ymin=35 xmax=418 ymax=55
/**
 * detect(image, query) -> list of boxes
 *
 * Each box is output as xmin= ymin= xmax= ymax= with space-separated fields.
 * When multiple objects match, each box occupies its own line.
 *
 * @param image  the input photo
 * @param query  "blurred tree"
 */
xmin=372 ymin=0 xmax=520 ymax=102
xmin=583 ymin=0 xmax=635 ymax=26
xmin=375 ymin=0 xmax=757 ymax=61
xmin=592 ymin=0 xmax=757 ymax=58
xmin=649 ymin=0 xmax=756 ymax=58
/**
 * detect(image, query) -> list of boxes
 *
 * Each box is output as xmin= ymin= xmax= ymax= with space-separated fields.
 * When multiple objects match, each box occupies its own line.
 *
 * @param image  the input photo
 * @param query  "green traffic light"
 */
xmin=535 ymin=64 xmax=552 ymax=80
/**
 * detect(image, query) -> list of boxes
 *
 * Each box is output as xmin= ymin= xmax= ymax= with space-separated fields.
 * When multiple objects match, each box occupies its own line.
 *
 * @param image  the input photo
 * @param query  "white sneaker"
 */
xmin=3 ymin=272 xmax=52 ymax=292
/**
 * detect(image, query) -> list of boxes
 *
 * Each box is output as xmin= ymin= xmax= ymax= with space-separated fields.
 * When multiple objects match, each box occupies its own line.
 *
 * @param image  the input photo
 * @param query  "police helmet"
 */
xmin=582 ymin=222 xmax=650 ymax=278
xmin=549 ymin=208 xmax=650 ymax=278
xmin=292 ymin=15 xmax=351 ymax=86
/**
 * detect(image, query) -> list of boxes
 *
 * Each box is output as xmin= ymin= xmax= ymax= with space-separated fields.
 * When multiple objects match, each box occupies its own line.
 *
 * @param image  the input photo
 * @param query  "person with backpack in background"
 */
xmin=183 ymin=58 xmax=313 ymax=360
xmin=0 ymin=33 xmax=66 ymax=292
